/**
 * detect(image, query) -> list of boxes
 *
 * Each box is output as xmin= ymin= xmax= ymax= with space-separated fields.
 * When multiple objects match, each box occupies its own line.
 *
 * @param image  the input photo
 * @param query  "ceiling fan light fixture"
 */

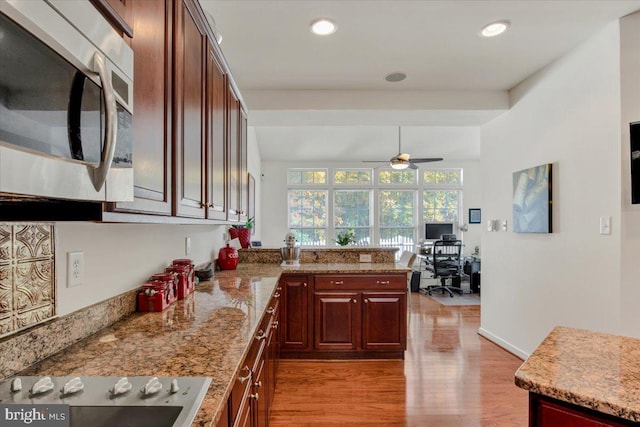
xmin=390 ymin=159 xmax=409 ymax=170
xmin=310 ymin=18 xmax=337 ymax=36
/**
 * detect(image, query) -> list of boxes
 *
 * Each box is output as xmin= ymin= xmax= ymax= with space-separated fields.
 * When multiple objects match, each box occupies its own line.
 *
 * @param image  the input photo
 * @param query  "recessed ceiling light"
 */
xmin=310 ymin=18 xmax=337 ymax=36
xmin=481 ymin=20 xmax=510 ymax=37
xmin=385 ymin=72 xmax=407 ymax=83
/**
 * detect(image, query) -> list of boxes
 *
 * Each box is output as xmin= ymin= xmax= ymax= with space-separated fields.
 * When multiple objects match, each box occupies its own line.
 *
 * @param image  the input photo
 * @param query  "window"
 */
xmin=378 ymin=169 xmax=416 ymax=185
xmin=334 ymin=169 xmax=371 ymax=185
xmin=334 ymin=190 xmax=372 ymax=245
xmin=286 ymin=167 xmax=463 ymax=251
xmin=422 ymin=168 xmax=463 ymax=224
xmin=379 ymin=190 xmax=415 ymax=253
xmin=288 ymin=168 xmax=327 ymax=185
xmin=288 ymin=190 xmax=327 ymax=246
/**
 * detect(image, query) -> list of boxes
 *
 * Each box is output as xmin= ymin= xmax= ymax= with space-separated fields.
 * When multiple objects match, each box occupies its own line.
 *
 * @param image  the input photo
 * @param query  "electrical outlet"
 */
xmin=185 ymin=237 xmax=192 ymax=255
xmin=359 ymin=254 xmax=372 ymax=263
xmin=67 ymin=252 xmax=84 ymax=288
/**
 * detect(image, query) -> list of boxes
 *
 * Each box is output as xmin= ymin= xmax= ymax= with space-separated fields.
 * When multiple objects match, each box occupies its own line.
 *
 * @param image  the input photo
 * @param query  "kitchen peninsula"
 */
xmin=1 ymin=251 xmax=410 ymax=427
xmin=515 ymin=326 xmax=640 ymax=426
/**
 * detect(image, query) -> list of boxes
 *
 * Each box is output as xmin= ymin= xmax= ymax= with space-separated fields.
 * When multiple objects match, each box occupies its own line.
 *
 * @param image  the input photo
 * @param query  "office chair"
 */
xmin=424 ymin=240 xmax=463 ymax=298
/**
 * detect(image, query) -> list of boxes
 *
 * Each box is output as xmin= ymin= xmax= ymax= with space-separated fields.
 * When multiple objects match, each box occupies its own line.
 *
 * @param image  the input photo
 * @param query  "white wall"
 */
xmin=261 ymin=159 xmax=482 ymax=253
xmin=619 ymin=11 xmax=640 ymax=337
xmin=480 ymin=22 xmax=624 ymax=358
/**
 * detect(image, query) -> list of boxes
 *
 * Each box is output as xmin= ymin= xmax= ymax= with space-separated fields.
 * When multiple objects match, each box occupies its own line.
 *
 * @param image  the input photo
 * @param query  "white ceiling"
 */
xmin=200 ymin=0 xmax=640 ymax=162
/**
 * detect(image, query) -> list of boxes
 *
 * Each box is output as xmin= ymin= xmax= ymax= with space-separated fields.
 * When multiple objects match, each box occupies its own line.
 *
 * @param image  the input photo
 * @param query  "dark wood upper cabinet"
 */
xmin=239 ymin=107 xmax=249 ymax=223
xmin=108 ymin=0 xmax=172 ymax=216
xmin=205 ymin=41 xmax=227 ymax=220
xmin=227 ymin=83 xmax=241 ymax=222
xmin=173 ymin=0 xmax=206 ymax=218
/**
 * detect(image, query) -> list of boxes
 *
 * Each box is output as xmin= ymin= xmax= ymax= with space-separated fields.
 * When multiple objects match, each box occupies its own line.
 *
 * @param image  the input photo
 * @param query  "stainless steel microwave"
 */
xmin=0 ymin=0 xmax=133 ymax=201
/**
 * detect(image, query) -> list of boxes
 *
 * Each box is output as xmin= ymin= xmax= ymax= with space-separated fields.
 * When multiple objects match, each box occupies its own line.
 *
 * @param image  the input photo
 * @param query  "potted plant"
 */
xmin=335 ymin=228 xmax=356 ymax=246
xmin=229 ymin=217 xmax=254 ymax=248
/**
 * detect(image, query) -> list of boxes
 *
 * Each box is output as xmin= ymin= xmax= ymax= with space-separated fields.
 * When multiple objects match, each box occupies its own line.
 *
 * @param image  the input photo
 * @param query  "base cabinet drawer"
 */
xmin=315 ymin=274 xmax=405 ymax=290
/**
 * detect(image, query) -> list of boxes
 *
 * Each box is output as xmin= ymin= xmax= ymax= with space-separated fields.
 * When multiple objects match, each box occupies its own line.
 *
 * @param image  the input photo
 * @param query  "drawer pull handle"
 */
xmin=266 ymin=307 xmax=275 ymax=314
xmin=274 ymin=293 xmax=281 ymax=298
xmin=331 ymin=280 xmax=344 ymax=285
xmin=238 ymin=366 xmax=251 ymax=383
xmin=377 ymin=280 xmax=390 ymax=285
xmin=256 ymin=330 xmax=266 ymax=341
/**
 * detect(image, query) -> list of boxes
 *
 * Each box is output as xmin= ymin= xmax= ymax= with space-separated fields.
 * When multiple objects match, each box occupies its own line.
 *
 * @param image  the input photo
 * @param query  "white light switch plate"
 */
xmin=600 ymin=216 xmax=611 ymax=235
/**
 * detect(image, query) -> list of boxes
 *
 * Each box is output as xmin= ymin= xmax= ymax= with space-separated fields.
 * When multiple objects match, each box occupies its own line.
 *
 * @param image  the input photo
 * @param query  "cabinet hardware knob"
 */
xmin=238 ymin=366 xmax=251 ymax=383
xmin=273 ymin=321 xmax=279 ymax=329
xmin=303 ymin=283 xmax=307 ymax=287
xmin=254 ymin=380 xmax=262 ymax=388
xmin=274 ymin=293 xmax=281 ymax=298
xmin=255 ymin=330 xmax=266 ymax=340
xmin=364 ymin=299 xmax=369 ymax=303
xmin=266 ymin=307 xmax=275 ymax=314
xmin=277 ymin=287 xmax=282 ymax=291
xmin=251 ymin=392 xmax=259 ymax=400
xmin=352 ymin=299 xmax=357 ymax=304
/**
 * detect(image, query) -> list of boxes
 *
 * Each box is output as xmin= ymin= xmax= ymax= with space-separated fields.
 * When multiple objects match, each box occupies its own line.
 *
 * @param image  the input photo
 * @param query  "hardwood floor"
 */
xmin=270 ymin=292 xmax=528 ymax=426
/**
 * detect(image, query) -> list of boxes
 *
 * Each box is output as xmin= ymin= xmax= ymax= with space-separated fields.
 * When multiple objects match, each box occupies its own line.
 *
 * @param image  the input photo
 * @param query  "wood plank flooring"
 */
xmin=269 ymin=292 xmax=528 ymax=426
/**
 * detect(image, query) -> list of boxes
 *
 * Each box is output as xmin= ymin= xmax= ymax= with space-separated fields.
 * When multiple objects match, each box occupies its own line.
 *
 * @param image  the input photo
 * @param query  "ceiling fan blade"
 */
xmin=408 ymin=162 xmax=418 ymax=170
xmin=411 ymin=157 xmax=444 ymax=163
xmin=362 ymin=160 xmax=388 ymax=163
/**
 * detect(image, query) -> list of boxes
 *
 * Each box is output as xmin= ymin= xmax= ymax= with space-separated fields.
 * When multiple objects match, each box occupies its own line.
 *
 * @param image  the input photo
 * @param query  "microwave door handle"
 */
xmin=88 ymin=52 xmax=117 ymax=192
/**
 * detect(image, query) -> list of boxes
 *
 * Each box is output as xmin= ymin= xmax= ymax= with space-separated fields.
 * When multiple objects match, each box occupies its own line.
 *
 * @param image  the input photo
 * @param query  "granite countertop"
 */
xmin=14 ymin=262 xmax=409 ymax=426
xmin=515 ymin=326 xmax=640 ymax=422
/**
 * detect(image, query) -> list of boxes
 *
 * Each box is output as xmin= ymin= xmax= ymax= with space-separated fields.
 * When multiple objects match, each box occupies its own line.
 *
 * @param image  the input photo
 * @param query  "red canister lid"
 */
xmin=172 ymin=259 xmax=193 ymax=266
xmin=150 ymin=273 xmax=175 ymax=282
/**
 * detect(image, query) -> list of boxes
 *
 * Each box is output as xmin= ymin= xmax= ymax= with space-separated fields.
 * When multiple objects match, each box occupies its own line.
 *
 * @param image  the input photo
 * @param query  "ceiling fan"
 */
xmin=363 ymin=127 xmax=443 ymax=170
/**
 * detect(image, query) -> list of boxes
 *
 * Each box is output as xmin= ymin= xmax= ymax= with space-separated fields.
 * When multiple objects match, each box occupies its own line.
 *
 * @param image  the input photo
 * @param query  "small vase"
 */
xmin=229 ymin=228 xmax=251 ymax=248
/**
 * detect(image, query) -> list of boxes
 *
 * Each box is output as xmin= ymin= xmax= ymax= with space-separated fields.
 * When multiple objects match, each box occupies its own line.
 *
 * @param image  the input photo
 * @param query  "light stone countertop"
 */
xmin=15 ymin=262 xmax=410 ymax=426
xmin=515 ymin=326 xmax=640 ymax=422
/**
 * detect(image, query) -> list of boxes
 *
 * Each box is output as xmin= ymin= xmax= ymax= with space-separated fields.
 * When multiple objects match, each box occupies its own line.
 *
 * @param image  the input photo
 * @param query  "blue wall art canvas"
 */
xmin=513 ymin=163 xmax=552 ymax=233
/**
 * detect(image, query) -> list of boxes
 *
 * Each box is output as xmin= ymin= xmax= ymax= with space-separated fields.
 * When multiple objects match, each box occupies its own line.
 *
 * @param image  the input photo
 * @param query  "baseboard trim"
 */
xmin=478 ymin=327 xmax=530 ymax=360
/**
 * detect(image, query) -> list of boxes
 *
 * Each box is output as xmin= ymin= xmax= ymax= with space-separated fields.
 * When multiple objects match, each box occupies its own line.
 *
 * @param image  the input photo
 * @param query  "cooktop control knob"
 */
xmin=109 ymin=377 xmax=132 ymax=396
xmin=11 ymin=378 xmax=22 ymax=392
xmin=30 ymin=377 xmax=54 ymax=395
xmin=61 ymin=377 xmax=84 ymax=395
xmin=170 ymin=379 xmax=179 ymax=393
xmin=141 ymin=377 xmax=162 ymax=396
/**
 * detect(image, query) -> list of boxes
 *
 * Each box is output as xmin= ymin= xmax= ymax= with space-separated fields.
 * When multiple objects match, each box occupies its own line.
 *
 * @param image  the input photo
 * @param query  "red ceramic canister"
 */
xmin=150 ymin=272 xmax=178 ymax=304
xmin=217 ymin=244 xmax=238 ymax=270
xmin=172 ymin=259 xmax=195 ymax=293
xmin=137 ymin=282 xmax=170 ymax=312
xmin=166 ymin=264 xmax=191 ymax=300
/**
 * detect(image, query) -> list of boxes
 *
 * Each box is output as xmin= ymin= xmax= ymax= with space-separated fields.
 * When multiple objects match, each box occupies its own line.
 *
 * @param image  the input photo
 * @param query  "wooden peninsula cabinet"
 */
xmin=280 ymin=272 xmax=407 ymax=359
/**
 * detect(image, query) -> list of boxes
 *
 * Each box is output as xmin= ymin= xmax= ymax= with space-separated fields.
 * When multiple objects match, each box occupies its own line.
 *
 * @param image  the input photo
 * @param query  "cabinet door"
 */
xmin=174 ymin=0 xmax=206 ymax=218
xmin=238 ymin=107 xmax=249 ymax=223
xmin=252 ymin=357 xmax=266 ymax=427
xmin=280 ymin=275 xmax=310 ymax=351
xmin=108 ymin=0 xmax=172 ymax=215
xmin=314 ymin=292 xmax=359 ymax=351
xmin=226 ymin=84 xmax=241 ymax=222
xmin=205 ymin=42 xmax=227 ymax=220
xmin=361 ymin=292 xmax=406 ymax=351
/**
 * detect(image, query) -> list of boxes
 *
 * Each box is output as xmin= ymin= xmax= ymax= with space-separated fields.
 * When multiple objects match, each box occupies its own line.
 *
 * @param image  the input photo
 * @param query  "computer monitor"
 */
xmin=425 ymin=222 xmax=455 ymax=240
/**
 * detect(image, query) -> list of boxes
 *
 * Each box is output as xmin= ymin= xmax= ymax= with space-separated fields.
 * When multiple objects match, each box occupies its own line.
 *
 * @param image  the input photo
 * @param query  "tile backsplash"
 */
xmin=0 ymin=223 xmax=55 ymax=338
